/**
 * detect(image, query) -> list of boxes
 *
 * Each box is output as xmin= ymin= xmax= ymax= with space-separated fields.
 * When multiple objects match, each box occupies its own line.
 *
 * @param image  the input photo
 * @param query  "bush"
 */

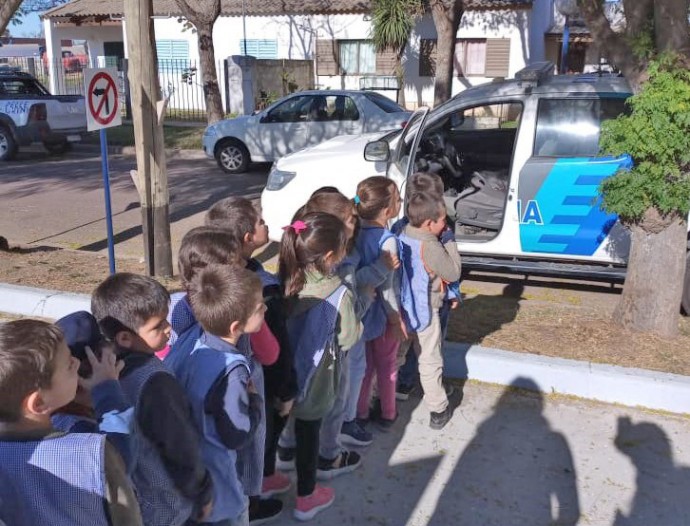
xmin=599 ymin=56 xmax=690 ymax=223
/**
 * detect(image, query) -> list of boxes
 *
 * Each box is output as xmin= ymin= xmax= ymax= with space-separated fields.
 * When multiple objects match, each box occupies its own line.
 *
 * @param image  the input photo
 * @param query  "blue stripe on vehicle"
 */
xmin=520 ymin=154 xmax=632 ymax=256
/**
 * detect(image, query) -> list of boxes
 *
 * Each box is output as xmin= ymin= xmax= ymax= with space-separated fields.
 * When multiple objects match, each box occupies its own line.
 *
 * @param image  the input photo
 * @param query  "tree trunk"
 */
xmin=578 ymin=0 xmax=649 ymax=92
xmin=613 ymin=211 xmax=687 ymax=338
xmin=197 ymin=22 xmax=224 ymax=124
xmin=653 ymin=0 xmax=690 ymax=55
xmin=395 ymin=51 xmax=406 ymax=108
xmin=0 ymin=0 xmax=23 ymax=36
xmin=430 ymin=0 xmax=463 ymax=107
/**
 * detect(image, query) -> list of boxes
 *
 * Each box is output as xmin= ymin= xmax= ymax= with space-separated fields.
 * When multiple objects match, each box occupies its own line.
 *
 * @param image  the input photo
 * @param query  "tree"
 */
xmin=577 ymin=0 xmax=690 ymax=337
xmin=429 ymin=0 xmax=465 ymax=106
xmin=1 ymin=0 xmax=25 ymax=35
xmin=370 ymin=0 xmax=422 ymax=107
xmin=173 ymin=0 xmax=224 ymax=124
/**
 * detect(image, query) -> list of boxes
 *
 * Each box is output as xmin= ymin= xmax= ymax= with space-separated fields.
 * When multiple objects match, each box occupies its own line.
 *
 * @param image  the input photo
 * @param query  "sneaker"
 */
xmin=294 ymin=485 xmax=335 ymax=521
xmin=261 ymin=472 xmax=292 ymax=498
xmin=316 ymin=450 xmax=362 ymax=480
xmin=276 ymin=445 xmax=295 ymax=471
xmin=249 ymin=496 xmax=283 ymax=525
xmin=396 ymin=383 xmax=416 ymax=401
xmin=429 ymin=405 xmax=454 ymax=430
xmin=339 ymin=420 xmax=373 ymax=447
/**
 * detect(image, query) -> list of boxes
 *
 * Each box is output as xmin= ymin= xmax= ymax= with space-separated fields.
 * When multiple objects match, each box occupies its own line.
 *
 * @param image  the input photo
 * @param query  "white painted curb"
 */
xmin=0 ymin=284 xmax=90 ymax=319
xmin=443 ymin=343 xmax=690 ymax=415
xmin=1 ymin=283 xmax=688 ymax=415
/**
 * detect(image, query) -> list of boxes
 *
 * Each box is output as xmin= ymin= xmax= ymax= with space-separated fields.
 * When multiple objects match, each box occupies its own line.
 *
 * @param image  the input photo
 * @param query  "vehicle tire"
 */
xmin=215 ymin=139 xmax=250 ymax=174
xmin=0 ymin=125 xmax=18 ymax=161
xmin=44 ymin=139 xmax=70 ymax=156
xmin=682 ymin=251 xmax=690 ymax=315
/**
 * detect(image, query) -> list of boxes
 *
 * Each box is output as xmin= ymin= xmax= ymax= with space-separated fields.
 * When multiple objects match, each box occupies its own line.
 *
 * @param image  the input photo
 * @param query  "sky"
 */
xmin=14 ymin=12 xmax=42 ymax=37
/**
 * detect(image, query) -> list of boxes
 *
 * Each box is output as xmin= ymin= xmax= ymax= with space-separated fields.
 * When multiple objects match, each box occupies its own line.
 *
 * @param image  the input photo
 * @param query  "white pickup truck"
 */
xmin=0 ymin=67 xmax=87 ymax=161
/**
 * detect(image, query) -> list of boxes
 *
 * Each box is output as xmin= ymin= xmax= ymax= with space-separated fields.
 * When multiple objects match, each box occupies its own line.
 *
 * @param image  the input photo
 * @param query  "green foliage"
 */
xmin=626 ymin=20 xmax=655 ymax=61
xmin=370 ymin=0 xmax=421 ymax=53
xmin=599 ymin=56 xmax=690 ymax=222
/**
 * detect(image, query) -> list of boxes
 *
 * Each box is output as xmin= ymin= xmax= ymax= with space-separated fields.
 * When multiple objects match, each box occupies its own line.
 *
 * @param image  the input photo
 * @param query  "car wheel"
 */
xmin=44 ymin=139 xmax=70 ymax=156
xmin=682 ymin=251 xmax=690 ymax=315
xmin=0 ymin=125 xmax=18 ymax=161
xmin=215 ymin=139 xmax=250 ymax=174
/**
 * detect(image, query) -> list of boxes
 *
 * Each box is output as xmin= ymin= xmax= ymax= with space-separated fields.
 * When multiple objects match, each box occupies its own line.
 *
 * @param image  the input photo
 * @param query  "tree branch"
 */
xmin=577 ymin=0 xmax=647 ymax=91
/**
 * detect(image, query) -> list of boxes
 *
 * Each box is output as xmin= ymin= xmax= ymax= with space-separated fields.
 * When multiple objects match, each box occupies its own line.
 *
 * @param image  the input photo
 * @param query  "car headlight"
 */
xmin=266 ymin=166 xmax=297 ymax=191
xmin=203 ymin=125 xmax=217 ymax=138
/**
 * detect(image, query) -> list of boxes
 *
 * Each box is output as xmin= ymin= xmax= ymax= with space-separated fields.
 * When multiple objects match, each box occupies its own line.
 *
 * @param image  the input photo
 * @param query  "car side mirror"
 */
xmin=364 ymin=140 xmax=390 ymax=162
xmin=259 ymin=113 xmax=268 ymax=123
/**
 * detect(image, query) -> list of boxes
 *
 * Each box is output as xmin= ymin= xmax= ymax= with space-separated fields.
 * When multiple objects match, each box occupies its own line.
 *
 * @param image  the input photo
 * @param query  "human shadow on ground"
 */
xmin=428 ymin=378 xmax=580 ymax=526
xmin=613 ymin=417 xmax=690 ymax=525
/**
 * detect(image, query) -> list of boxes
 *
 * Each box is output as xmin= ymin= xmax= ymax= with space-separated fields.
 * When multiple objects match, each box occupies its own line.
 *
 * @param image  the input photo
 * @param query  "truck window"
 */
xmin=534 ymin=97 xmax=628 ymax=157
xmin=0 ymin=79 xmax=48 ymax=97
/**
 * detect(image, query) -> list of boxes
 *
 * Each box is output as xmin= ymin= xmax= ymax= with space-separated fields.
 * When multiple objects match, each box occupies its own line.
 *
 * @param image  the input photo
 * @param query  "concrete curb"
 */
xmin=442 ymin=343 xmax=690 ymax=415
xmin=0 ymin=283 xmax=90 ymax=319
xmin=1 ymin=283 xmax=688 ymax=415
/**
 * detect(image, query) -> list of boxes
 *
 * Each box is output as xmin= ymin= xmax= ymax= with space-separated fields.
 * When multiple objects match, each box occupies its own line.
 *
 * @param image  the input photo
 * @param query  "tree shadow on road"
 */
xmin=613 ymin=417 xmax=690 ymax=525
xmin=428 ymin=377 xmax=581 ymax=526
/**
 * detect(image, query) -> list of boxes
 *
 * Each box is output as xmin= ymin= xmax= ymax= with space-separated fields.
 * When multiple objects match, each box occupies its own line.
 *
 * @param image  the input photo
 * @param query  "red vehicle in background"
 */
xmin=41 ymin=50 xmax=89 ymax=73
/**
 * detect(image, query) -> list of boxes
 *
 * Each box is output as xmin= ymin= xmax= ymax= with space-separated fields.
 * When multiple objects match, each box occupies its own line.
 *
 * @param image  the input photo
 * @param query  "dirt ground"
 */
xmin=1 ymin=245 xmax=689 ymax=377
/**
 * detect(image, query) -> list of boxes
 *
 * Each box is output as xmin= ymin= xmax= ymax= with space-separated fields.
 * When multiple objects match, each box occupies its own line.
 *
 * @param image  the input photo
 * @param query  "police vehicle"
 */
xmin=262 ymin=62 xmax=690 ymax=310
xmin=0 ymin=67 xmax=86 ymax=160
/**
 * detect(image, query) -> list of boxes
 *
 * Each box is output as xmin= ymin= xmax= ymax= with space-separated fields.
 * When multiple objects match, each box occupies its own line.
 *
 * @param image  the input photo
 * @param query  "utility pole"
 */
xmin=123 ymin=0 xmax=173 ymax=277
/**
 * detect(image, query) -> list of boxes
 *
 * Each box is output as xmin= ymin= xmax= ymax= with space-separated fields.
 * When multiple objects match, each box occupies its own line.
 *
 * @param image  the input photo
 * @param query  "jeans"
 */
xmin=343 ymin=339 xmax=366 ymax=422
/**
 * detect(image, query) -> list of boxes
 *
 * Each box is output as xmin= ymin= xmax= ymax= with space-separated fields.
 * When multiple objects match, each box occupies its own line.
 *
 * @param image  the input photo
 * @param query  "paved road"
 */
xmin=270 ymin=380 xmax=690 ymax=525
xmin=0 ymin=146 xmax=271 ymax=260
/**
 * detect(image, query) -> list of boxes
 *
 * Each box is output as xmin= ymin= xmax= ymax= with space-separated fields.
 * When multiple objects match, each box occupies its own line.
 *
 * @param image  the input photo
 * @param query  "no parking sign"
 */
xmin=84 ymin=68 xmax=122 ymax=131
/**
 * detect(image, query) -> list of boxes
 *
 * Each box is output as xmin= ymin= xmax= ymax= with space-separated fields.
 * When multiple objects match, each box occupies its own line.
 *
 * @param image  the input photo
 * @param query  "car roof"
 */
xmin=290 ymin=89 xmax=378 ymax=97
xmin=444 ymin=72 xmax=631 ymax=107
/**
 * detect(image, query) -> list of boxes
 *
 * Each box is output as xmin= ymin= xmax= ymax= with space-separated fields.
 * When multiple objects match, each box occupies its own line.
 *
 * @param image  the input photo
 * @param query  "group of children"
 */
xmin=0 ymin=171 xmax=461 ymax=525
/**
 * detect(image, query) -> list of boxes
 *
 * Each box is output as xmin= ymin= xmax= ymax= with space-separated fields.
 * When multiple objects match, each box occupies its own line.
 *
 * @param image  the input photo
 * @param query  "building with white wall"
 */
xmin=40 ymin=0 xmax=590 ymax=112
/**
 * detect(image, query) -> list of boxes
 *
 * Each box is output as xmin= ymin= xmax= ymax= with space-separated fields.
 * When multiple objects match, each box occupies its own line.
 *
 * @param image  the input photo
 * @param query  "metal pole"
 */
xmin=242 ymin=0 xmax=248 ymax=55
xmin=100 ymin=128 xmax=116 ymax=274
xmin=560 ymin=15 xmax=570 ymax=74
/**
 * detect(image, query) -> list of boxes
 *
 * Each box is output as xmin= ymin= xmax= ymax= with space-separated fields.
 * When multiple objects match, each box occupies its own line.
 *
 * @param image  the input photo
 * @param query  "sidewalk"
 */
xmin=1 ymin=282 xmax=689 ymax=416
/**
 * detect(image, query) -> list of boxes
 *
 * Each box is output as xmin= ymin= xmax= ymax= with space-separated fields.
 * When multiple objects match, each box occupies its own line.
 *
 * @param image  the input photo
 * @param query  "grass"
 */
xmin=82 ymin=125 xmax=205 ymax=150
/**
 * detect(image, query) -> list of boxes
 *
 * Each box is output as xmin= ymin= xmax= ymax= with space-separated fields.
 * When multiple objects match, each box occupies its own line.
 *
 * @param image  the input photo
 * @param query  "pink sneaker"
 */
xmin=293 ymin=484 xmax=335 ymax=521
xmin=261 ymin=472 xmax=292 ymax=498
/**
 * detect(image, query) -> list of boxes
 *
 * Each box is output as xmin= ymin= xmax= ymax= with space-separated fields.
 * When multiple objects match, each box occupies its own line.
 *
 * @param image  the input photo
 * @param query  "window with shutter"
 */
xmin=238 ymin=40 xmax=278 ymax=59
xmin=484 ymin=38 xmax=511 ymax=78
xmin=375 ymin=48 xmax=397 ymax=75
xmin=455 ymin=39 xmax=487 ymax=76
xmin=316 ymin=39 xmax=339 ymax=75
xmin=156 ymin=40 xmax=190 ymax=67
xmin=339 ymin=40 xmax=376 ymax=75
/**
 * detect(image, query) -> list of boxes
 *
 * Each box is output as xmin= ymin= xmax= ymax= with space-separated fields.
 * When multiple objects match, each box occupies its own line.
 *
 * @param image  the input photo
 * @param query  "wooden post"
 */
xmin=123 ymin=0 xmax=173 ymax=277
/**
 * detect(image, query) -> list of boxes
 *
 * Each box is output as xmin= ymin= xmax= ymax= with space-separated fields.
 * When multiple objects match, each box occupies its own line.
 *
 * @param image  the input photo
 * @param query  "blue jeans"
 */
xmin=344 ymin=339 xmax=366 ymax=422
xmin=398 ymin=301 xmax=451 ymax=387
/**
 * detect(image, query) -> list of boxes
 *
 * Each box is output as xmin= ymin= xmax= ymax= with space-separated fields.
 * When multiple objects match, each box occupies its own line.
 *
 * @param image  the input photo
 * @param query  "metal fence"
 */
xmin=1 ymin=55 xmax=225 ymax=122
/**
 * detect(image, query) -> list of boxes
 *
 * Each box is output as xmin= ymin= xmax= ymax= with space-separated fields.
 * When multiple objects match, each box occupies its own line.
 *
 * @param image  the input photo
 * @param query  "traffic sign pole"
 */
xmin=85 ymin=68 xmax=121 ymax=275
xmin=100 ymin=128 xmax=116 ymax=275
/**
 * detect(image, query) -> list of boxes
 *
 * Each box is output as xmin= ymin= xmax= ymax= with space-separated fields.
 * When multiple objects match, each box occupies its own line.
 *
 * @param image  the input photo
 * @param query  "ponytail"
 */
xmin=278 ymin=211 xmax=348 ymax=297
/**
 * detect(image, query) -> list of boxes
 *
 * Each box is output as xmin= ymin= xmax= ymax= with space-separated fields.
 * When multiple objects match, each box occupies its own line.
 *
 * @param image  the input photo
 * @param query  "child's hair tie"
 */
xmin=282 ymin=220 xmax=308 ymax=234
xmin=353 ymin=195 xmax=361 ymax=205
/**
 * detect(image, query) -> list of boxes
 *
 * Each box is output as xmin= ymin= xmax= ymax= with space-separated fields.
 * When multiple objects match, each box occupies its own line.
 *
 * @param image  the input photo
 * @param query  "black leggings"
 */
xmin=263 ymin=401 xmax=288 ymax=476
xmin=295 ymin=418 xmax=322 ymax=496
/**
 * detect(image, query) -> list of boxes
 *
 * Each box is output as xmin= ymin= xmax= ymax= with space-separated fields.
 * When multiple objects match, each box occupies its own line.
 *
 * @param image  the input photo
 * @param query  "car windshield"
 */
xmin=363 ymin=92 xmax=406 ymax=113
